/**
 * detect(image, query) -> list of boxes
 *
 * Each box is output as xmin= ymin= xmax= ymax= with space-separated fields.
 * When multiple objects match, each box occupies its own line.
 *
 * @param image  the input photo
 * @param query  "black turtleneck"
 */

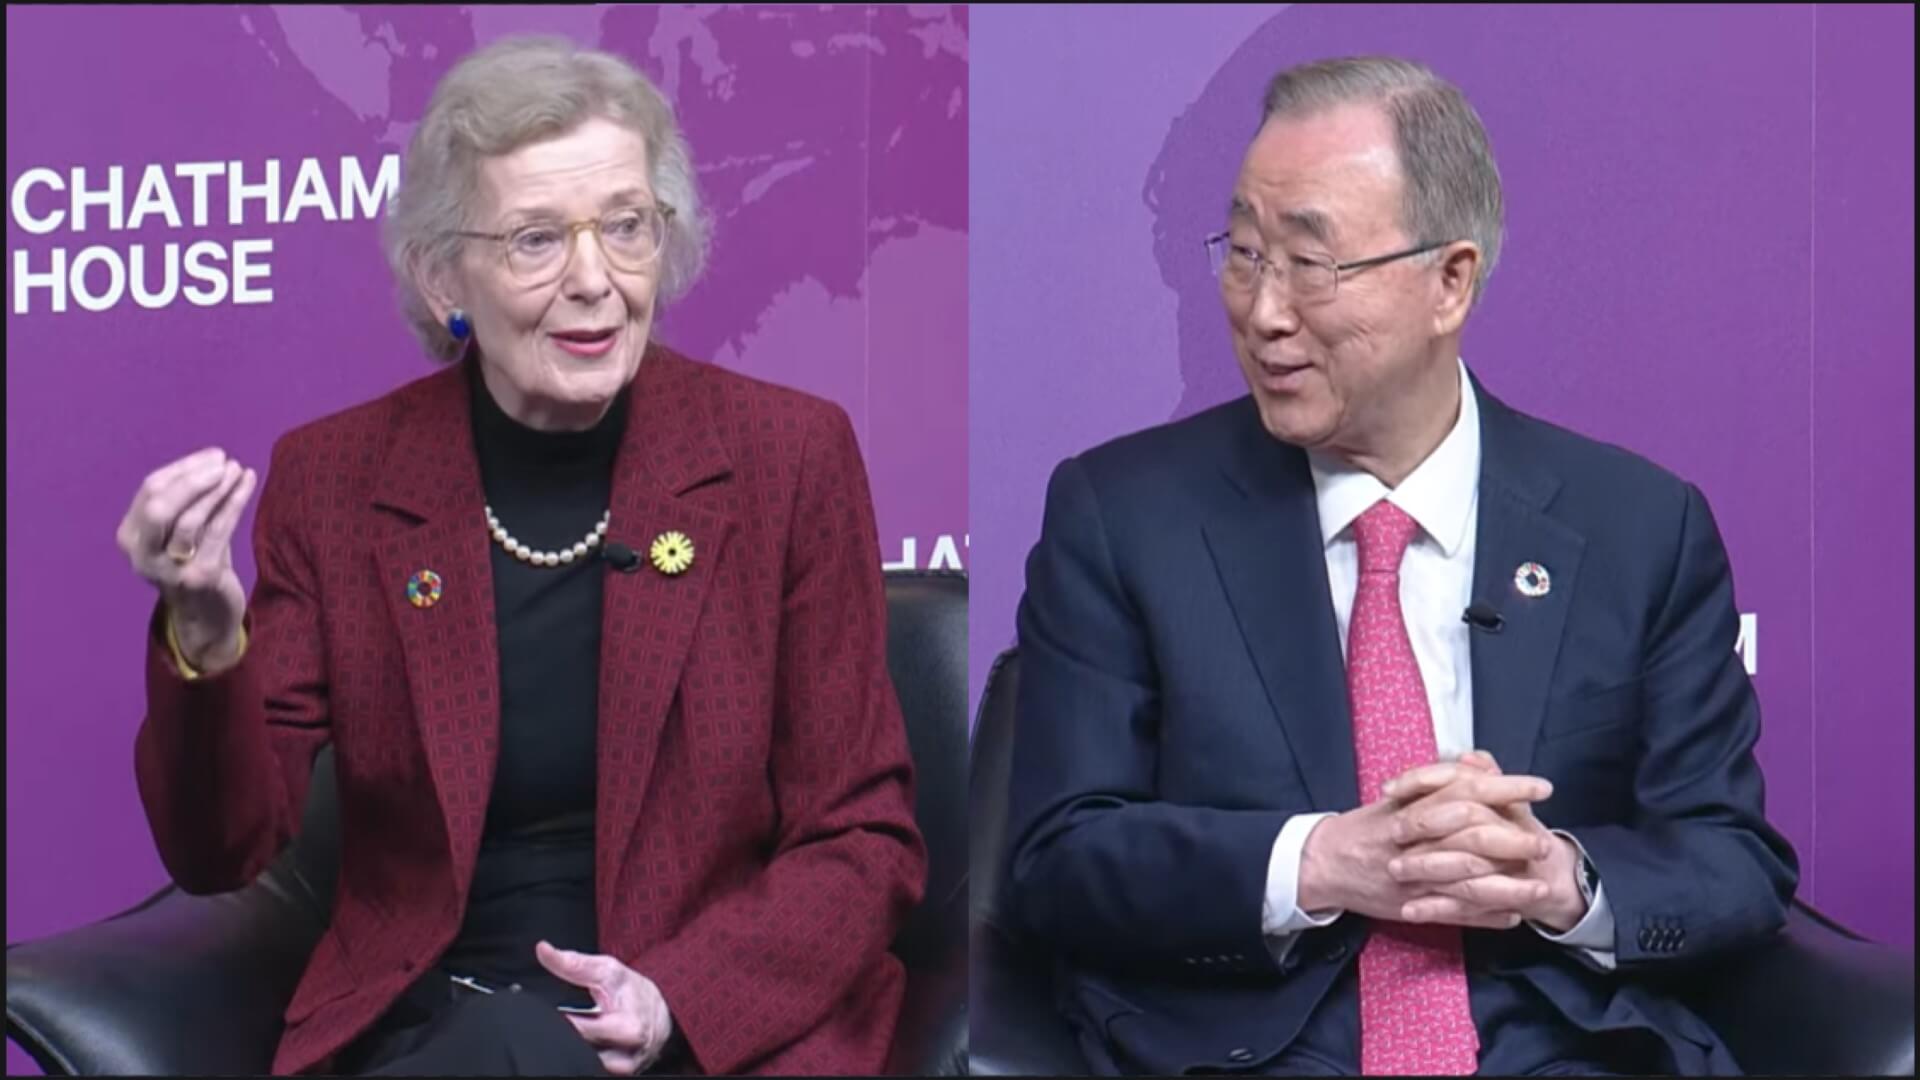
xmin=433 ymin=359 xmax=629 ymax=994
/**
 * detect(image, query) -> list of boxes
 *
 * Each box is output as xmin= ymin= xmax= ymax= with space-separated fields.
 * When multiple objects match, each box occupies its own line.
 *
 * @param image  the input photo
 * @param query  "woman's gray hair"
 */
xmin=383 ymin=35 xmax=709 ymax=362
xmin=1261 ymin=56 xmax=1504 ymax=305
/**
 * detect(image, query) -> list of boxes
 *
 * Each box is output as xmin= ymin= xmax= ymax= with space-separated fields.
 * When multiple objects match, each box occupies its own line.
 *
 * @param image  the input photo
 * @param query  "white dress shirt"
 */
xmin=1259 ymin=357 xmax=1616 ymax=968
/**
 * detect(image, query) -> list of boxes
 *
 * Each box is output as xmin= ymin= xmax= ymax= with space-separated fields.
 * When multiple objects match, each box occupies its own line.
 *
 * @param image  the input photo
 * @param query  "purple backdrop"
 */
xmin=5 ymin=6 xmax=964 ymax=1072
xmin=970 ymin=2 xmax=1913 ymax=950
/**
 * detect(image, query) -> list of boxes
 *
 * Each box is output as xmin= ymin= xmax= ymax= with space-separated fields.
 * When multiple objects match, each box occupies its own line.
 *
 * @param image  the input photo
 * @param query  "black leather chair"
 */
xmin=970 ymin=648 xmax=1916 ymax=1077
xmin=7 ymin=570 xmax=969 ymax=1077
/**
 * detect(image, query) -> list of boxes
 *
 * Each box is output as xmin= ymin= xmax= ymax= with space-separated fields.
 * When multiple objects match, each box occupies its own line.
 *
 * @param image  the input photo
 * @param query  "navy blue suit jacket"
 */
xmin=1004 ymin=374 xmax=1799 ymax=1075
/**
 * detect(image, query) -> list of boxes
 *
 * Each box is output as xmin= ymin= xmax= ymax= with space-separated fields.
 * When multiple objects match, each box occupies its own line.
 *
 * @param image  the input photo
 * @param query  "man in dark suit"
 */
xmin=1004 ymin=55 xmax=1796 ymax=1076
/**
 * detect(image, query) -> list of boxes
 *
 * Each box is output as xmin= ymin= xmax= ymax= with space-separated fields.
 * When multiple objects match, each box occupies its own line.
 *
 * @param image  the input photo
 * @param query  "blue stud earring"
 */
xmin=448 ymin=308 xmax=471 ymax=340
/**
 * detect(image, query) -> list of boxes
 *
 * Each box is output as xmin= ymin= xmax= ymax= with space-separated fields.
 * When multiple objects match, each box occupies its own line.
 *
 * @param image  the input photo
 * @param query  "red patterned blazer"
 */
xmin=133 ymin=347 xmax=927 ymax=1075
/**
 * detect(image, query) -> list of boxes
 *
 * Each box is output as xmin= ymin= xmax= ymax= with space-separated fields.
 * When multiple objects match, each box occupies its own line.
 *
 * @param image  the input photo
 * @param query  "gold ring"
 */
xmin=165 ymin=538 xmax=198 ymax=564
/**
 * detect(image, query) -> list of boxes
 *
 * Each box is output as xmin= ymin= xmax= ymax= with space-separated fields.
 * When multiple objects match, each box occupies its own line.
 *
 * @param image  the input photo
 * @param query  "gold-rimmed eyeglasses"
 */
xmin=452 ymin=203 xmax=676 ymax=287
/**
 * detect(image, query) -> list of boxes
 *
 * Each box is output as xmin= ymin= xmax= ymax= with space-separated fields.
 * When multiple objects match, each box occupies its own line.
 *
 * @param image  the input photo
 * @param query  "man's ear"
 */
xmin=1432 ymin=241 xmax=1481 ymax=336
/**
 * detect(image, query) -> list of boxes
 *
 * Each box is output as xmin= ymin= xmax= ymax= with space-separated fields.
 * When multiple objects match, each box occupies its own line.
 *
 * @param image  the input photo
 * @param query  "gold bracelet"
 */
xmin=166 ymin=613 xmax=248 ymax=680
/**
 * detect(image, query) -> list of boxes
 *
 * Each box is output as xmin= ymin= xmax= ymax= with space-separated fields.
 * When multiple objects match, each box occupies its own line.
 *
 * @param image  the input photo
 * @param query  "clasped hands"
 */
xmin=1299 ymin=750 xmax=1588 ymax=933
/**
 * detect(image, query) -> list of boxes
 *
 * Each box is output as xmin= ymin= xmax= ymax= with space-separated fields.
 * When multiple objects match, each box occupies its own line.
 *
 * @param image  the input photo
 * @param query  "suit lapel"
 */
xmin=1201 ymin=402 xmax=1358 ymax=811
xmin=1468 ymin=379 xmax=1585 ymax=775
xmin=364 ymin=349 xmax=738 ymax=913
xmin=370 ymin=362 xmax=499 ymax=900
xmin=593 ymin=349 xmax=735 ymax=919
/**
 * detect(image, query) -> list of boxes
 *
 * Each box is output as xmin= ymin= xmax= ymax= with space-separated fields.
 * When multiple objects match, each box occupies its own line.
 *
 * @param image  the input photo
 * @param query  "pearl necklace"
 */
xmin=485 ymin=505 xmax=611 ymax=567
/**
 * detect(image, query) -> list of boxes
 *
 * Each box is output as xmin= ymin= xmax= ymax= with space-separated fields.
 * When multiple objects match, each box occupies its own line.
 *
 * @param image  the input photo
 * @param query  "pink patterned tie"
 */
xmin=1346 ymin=501 xmax=1480 ymax=1075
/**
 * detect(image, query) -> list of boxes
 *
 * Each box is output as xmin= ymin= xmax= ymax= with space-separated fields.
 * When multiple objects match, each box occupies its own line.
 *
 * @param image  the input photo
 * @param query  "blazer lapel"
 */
xmin=1201 ymin=402 xmax=1359 ymax=812
xmin=594 ymin=348 xmax=735 ymax=919
xmin=1468 ymin=379 xmax=1585 ymax=775
xmin=370 ymin=363 xmax=499 ymax=903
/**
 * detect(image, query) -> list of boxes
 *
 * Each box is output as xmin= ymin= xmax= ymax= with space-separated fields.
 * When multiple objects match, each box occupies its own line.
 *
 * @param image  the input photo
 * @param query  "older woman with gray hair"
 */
xmin=115 ymin=35 xmax=924 ymax=1076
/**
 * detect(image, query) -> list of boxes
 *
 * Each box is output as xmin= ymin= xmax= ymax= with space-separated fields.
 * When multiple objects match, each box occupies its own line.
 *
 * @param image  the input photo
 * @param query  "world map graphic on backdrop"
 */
xmin=964 ymin=3 xmax=1913 ymax=955
xmin=248 ymin=4 xmax=966 ymax=401
xmin=6 ymin=7 xmax=967 ymax=1074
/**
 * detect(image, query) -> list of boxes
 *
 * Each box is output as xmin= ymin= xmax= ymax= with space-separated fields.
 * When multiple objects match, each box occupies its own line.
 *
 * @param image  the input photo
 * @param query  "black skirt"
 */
xmin=334 ymin=973 xmax=609 ymax=1076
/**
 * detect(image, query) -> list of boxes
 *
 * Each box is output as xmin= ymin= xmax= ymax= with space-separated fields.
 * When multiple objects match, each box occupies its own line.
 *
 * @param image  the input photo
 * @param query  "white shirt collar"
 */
xmin=1308 ymin=356 xmax=1481 ymax=558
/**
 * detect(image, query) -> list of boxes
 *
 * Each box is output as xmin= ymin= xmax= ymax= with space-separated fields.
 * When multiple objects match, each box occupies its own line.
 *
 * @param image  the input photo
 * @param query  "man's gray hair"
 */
xmin=383 ymin=35 xmax=709 ymax=362
xmin=1262 ymin=56 xmax=1504 ymax=305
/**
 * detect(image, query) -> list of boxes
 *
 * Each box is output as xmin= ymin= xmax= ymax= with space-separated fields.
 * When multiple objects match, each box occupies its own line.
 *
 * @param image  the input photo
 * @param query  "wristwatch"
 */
xmin=1575 ymin=851 xmax=1600 ymax=906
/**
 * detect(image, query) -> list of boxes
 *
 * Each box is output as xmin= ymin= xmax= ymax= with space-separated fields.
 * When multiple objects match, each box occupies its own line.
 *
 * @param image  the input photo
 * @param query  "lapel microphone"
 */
xmin=603 ymin=542 xmax=643 ymax=573
xmin=1462 ymin=601 xmax=1505 ymax=633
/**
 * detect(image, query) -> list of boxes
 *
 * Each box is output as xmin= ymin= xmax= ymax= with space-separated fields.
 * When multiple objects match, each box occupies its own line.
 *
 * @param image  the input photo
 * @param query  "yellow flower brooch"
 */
xmin=649 ymin=530 xmax=695 ymax=575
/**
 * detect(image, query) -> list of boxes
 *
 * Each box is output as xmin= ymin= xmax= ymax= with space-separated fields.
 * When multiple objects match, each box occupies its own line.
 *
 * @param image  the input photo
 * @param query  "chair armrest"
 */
xmin=1673 ymin=905 xmax=1914 ymax=1076
xmin=6 ymin=873 xmax=322 ymax=1077
xmin=969 ymin=919 xmax=1087 ymax=1076
xmin=885 ymin=876 xmax=969 ymax=1076
xmin=885 ymin=976 xmax=967 ymax=1079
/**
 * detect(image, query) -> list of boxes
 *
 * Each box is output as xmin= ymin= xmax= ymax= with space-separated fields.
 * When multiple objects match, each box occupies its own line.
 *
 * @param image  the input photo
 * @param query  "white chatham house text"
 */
xmin=883 ymin=534 xmax=968 ymax=573
xmin=9 ymin=155 xmax=401 ymax=314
